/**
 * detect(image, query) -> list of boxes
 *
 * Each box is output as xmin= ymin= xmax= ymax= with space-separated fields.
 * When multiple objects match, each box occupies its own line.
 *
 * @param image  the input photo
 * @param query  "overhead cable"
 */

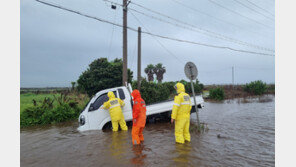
xmin=129 ymin=6 xmax=274 ymax=53
xmin=206 ymin=0 xmax=273 ymax=29
xmin=170 ymin=0 xmax=271 ymax=39
xmin=130 ymin=10 xmax=185 ymax=64
xmin=244 ymin=0 xmax=274 ymax=17
xmin=105 ymin=0 xmax=274 ymax=52
xmin=232 ymin=0 xmax=274 ymax=21
xmin=35 ymin=0 xmax=275 ymax=57
xmin=106 ymin=0 xmax=118 ymax=60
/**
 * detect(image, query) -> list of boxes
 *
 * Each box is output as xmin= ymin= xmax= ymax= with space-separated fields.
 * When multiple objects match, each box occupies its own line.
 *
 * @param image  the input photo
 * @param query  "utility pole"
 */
xmin=122 ymin=0 xmax=128 ymax=86
xmin=232 ymin=66 xmax=234 ymax=85
xmin=232 ymin=66 xmax=235 ymax=95
xmin=137 ymin=27 xmax=141 ymax=90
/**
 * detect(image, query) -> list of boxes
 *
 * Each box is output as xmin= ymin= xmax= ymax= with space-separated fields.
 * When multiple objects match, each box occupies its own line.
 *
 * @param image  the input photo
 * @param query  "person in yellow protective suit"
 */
xmin=102 ymin=91 xmax=128 ymax=131
xmin=171 ymin=83 xmax=192 ymax=144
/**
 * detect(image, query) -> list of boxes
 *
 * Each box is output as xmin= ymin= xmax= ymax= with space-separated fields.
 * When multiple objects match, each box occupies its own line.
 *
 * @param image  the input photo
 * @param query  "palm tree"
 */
xmin=71 ymin=82 xmax=76 ymax=91
xmin=144 ymin=64 xmax=155 ymax=82
xmin=153 ymin=63 xmax=166 ymax=83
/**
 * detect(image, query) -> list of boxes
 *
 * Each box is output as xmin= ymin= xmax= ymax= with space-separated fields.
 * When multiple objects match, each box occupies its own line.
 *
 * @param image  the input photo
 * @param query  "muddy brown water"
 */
xmin=21 ymin=95 xmax=274 ymax=167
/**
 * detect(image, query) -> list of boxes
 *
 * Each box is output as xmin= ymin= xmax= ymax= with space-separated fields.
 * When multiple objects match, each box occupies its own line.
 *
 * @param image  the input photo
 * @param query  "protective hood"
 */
xmin=131 ymin=89 xmax=141 ymax=99
xmin=175 ymin=83 xmax=185 ymax=94
xmin=107 ymin=91 xmax=115 ymax=99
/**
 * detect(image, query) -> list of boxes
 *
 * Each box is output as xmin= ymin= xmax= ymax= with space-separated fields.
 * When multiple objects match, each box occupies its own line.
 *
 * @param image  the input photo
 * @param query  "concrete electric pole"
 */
xmin=122 ymin=0 xmax=128 ymax=86
xmin=137 ymin=27 xmax=141 ymax=90
xmin=232 ymin=66 xmax=234 ymax=85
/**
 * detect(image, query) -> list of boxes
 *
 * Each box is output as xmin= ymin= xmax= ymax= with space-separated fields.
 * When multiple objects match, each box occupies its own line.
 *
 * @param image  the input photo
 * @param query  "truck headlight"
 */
xmin=79 ymin=115 xmax=85 ymax=126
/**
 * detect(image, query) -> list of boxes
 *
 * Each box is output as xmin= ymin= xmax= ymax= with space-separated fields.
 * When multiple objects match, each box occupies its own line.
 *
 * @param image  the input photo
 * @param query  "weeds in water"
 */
xmin=190 ymin=122 xmax=209 ymax=133
xmin=258 ymin=96 xmax=273 ymax=103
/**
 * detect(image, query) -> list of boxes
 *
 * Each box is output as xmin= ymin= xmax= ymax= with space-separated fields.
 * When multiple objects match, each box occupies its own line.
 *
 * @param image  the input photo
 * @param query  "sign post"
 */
xmin=184 ymin=62 xmax=200 ymax=127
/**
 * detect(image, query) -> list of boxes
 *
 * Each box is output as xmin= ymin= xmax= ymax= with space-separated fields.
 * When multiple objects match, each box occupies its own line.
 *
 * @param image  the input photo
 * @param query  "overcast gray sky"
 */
xmin=20 ymin=0 xmax=275 ymax=87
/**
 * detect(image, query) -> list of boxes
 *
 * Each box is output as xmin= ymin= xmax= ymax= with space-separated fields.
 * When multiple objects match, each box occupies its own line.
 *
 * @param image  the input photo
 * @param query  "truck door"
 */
xmin=118 ymin=88 xmax=132 ymax=116
xmin=87 ymin=91 xmax=117 ymax=129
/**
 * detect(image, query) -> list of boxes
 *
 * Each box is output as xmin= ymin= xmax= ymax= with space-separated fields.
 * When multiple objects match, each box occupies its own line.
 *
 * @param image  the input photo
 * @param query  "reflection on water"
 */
xmin=173 ymin=143 xmax=192 ymax=165
xmin=110 ymin=131 xmax=128 ymax=161
xmin=21 ymin=95 xmax=275 ymax=167
xmin=131 ymin=144 xmax=147 ymax=166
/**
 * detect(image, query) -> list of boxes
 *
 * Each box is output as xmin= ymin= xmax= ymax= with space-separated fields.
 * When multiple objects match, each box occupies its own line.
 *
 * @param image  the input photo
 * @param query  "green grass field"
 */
xmin=20 ymin=93 xmax=89 ymax=113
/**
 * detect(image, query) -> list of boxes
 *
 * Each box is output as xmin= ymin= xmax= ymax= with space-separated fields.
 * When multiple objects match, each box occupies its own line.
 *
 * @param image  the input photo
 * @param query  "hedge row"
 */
xmin=207 ymin=80 xmax=271 ymax=101
xmin=243 ymin=80 xmax=268 ymax=95
xmin=209 ymin=88 xmax=225 ymax=100
xmin=132 ymin=79 xmax=203 ymax=104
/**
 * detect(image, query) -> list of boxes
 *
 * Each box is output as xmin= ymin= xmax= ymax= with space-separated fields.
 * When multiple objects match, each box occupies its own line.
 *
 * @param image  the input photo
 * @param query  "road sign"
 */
xmin=184 ymin=62 xmax=200 ymax=128
xmin=184 ymin=62 xmax=198 ymax=80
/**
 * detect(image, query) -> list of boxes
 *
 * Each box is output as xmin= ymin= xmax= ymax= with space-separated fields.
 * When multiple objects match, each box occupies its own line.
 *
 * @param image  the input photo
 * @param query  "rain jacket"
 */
xmin=103 ymin=91 xmax=125 ymax=121
xmin=171 ymin=83 xmax=192 ymax=143
xmin=131 ymin=89 xmax=146 ymax=127
xmin=171 ymin=83 xmax=192 ymax=120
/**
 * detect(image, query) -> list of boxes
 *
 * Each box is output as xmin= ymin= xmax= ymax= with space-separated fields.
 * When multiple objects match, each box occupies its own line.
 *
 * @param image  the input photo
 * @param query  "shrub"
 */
xmin=77 ymin=58 xmax=133 ymax=97
xmin=20 ymin=95 xmax=84 ymax=127
xmin=179 ymin=79 xmax=204 ymax=94
xmin=267 ymin=84 xmax=275 ymax=94
xmin=132 ymin=80 xmax=170 ymax=104
xmin=209 ymin=88 xmax=225 ymax=100
xmin=132 ymin=79 xmax=204 ymax=104
xmin=243 ymin=80 xmax=267 ymax=95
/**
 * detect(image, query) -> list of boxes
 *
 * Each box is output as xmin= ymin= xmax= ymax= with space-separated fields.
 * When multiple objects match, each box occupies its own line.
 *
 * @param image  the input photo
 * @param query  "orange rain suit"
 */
xmin=131 ymin=89 xmax=147 ymax=145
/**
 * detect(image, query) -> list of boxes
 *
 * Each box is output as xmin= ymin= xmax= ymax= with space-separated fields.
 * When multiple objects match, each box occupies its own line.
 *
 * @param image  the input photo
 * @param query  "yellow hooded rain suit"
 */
xmin=103 ymin=91 xmax=128 ymax=131
xmin=171 ymin=83 xmax=192 ymax=144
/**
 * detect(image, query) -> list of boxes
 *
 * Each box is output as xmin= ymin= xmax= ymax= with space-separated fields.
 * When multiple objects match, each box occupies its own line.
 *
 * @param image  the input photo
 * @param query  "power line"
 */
xmin=233 ymin=0 xmax=274 ymax=21
xmin=130 ymin=39 xmax=137 ymax=70
xmin=137 ymin=31 xmax=275 ymax=56
xmin=206 ymin=0 xmax=273 ymax=29
xmin=106 ymin=0 xmax=118 ymax=60
xmin=235 ymin=66 xmax=274 ymax=70
xmin=34 ymin=0 xmax=275 ymax=57
xmin=170 ymin=0 xmax=271 ymax=39
xmin=106 ymin=0 xmax=274 ymax=52
xmin=129 ymin=6 xmax=274 ymax=53
xmin=244 ymin=0 xmax=274 ymax=16
xmin=200 ymin=67 xmax=232 ymax=74
xmin=130 ymin=10 xmax=185 ymax=64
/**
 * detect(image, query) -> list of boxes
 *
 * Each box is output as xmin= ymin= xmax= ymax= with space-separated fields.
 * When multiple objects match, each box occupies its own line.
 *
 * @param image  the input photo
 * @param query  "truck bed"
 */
xmin=146 ymin=95 xmax=204 ymax=117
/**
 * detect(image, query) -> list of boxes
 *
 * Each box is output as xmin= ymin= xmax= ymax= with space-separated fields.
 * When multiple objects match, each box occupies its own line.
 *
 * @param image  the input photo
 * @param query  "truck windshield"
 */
xmin=88 ymin=91 xmax=117 ymax=112
xmin=89 ymin=93 xmax=108 ymax=111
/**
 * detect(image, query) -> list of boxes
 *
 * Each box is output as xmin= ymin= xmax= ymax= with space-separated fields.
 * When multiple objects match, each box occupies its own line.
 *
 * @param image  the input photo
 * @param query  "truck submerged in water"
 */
xmin=78 ymin=83 xmax=204 ymax=131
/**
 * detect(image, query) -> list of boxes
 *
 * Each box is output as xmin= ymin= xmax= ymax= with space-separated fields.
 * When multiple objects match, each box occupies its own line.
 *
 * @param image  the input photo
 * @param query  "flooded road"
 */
xmin=21 ymin=95 xmax=274 ymax=167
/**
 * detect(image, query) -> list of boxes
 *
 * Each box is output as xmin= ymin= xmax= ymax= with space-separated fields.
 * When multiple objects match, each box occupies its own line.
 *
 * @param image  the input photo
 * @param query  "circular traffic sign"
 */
xmin=184 ymin=62 xmax=198 ymax=80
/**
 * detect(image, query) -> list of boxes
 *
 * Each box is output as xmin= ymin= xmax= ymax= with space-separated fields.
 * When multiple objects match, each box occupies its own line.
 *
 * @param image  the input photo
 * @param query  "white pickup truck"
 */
xmin=78 ymin=83 xmax=204 ymax=131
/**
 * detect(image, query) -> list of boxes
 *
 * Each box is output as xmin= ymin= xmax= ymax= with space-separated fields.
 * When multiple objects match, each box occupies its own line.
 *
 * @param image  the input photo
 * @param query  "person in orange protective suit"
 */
xmin=102 ymin=91 xmax=128 ymax=132
xmin=171 ymin=82 xmax=192 ymax=144
xmin=131 ymin=89 xmax=147 ymax=145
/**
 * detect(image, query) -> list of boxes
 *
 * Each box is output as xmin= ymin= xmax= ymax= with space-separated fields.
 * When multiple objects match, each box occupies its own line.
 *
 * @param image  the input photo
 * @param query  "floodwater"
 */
xmin=21 ymin=95 xmax=275 ymax=167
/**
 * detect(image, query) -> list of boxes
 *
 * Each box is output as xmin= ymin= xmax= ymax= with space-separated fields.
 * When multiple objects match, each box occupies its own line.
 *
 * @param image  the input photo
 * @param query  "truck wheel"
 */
xmin=102 ymin=121 xmax=112 ymax=130
xmin=148 ymin=117 xmax=156 ymax=124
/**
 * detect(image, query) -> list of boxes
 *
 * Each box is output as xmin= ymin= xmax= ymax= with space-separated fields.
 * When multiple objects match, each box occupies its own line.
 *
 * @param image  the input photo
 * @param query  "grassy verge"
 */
xmin=20 ymin=91 xmax=89 ymax=127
